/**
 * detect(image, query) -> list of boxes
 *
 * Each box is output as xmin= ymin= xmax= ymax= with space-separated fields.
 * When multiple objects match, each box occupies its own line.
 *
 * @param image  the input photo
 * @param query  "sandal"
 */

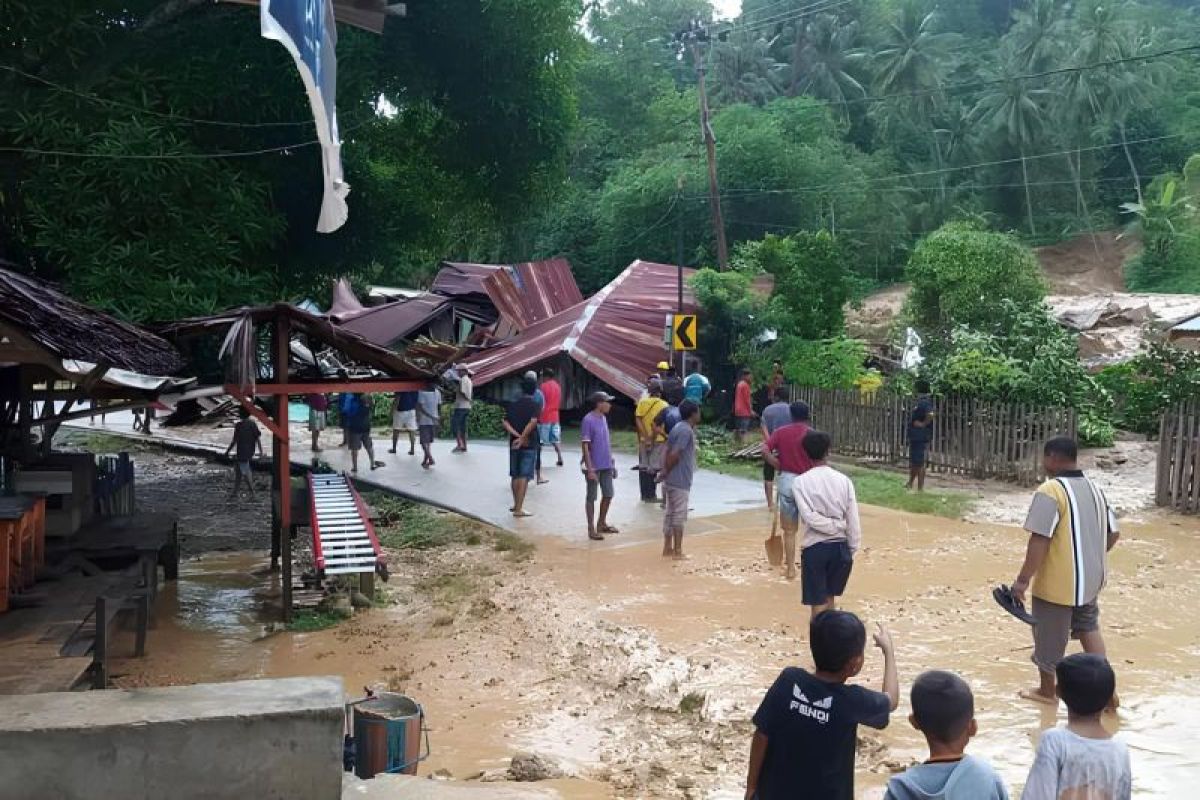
xmin=597 ymin=524 xmax=619 ymax=534
xmin=588 ymin=532 xmax=605 ymax=541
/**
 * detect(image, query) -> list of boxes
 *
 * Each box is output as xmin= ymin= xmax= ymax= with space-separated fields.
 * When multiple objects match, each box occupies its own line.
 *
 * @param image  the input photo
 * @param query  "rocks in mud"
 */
xmin=508 ymin=752 xmax=564 ymax=782
xmin=351 ymin=591 xmax=373 ymax=609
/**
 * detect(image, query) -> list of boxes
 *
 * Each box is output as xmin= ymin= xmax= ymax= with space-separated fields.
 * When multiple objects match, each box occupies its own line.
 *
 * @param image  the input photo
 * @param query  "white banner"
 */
xmin=261 ymin=0 xmax=350 ymax=233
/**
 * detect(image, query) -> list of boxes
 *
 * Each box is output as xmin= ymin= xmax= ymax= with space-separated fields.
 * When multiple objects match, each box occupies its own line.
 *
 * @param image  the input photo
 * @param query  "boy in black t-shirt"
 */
xmin=745 ymin=610 xmax=899 ymax=800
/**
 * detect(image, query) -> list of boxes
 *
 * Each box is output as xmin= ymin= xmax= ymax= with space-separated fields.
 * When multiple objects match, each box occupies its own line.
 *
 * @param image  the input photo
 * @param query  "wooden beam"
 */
xmin=226 ymin=392 xmax=286 ymax=440
xmin=231 ymin=380 xmax=430 ymax=395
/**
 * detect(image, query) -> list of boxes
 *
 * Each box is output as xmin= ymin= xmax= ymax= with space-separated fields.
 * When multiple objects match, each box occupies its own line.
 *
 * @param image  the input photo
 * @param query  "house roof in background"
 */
xmin=481 ymin=258 xmax=583 ymax=330
xmin=431 ymin=262 xmax=502 ymax=298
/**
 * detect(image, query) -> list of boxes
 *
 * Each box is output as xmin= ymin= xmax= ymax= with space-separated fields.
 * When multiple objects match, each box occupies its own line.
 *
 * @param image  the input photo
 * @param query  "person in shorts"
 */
xmin=763 ymin=402 xmax=814 ymax=580
xmin=451 ymin=365 xmax=473 ymax=453
xmin=346 ymin=393 xmax=382 ymax=474
xmin=538 ymin=367 xmax=563 ymax=468
xmin=224 ymin=407 xmax=262 ymax=498
xmin=581 ymin=391 xmax=617 ymax=541
xmin=733 ymin=368 xmax=755 ymax=445
xmin=306 ymin=393 xmax=329 ymax=453
xmin=416 ymin=384 xmax=441 ymax=469
xmin=906 ymin=400 xmax=933 ymax=492
xmin=792 ymin=431 xmax=861 ymax=619
xmin=759 ymin=387 xmax=792 ymax=511
xmin=659 ymin=399 xmax=700 ymax=559
xmin=635 ymin=379 xmax=668 ymax=502
xmin=390 ymin=390 xmax=418 ymax=456
xmin=503 ymin=376 xmax=541 ymax=517
xmin=1010 ymin=437 xmax=1120 ymax=708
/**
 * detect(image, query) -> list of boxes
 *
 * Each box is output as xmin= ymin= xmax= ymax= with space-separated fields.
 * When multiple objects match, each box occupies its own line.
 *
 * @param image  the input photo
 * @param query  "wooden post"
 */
xmin=92 ymin=596 xmax=108 ymax=690
xmin=1156 ymin=406 xmax=1171 ymax=508
xmin=274 ymin=312 xmax=293 ymax=623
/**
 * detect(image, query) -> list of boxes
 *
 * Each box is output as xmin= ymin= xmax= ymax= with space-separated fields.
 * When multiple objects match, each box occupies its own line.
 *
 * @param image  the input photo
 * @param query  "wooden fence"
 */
xmin=788 ymin=387 xmax=1077 ymax=485
xmin=1156 ymin=400 xmax=1200 ymax=513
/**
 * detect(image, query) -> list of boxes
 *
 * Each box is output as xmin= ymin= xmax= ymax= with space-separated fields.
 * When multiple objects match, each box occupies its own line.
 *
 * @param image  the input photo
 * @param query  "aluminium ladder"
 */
xmin=307 ymin=473 xmax=383 ymax=576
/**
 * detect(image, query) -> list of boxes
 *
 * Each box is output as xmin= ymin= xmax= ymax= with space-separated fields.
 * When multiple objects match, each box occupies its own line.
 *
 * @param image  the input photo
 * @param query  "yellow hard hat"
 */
xmin=656 ymin=361 xmax=670 ymax=371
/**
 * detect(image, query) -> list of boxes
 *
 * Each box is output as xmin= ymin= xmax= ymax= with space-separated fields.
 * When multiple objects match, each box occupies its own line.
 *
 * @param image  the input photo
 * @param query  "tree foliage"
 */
xmin=905 ymin=221 xmax=1046 ymax=332
xmin=0 ymin=0 xmax=581 ymax=318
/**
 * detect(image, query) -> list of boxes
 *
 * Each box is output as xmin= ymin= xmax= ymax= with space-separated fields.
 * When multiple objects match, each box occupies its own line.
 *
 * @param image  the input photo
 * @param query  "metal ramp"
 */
xmin=308 ymin=473 xmax=382 ymax=576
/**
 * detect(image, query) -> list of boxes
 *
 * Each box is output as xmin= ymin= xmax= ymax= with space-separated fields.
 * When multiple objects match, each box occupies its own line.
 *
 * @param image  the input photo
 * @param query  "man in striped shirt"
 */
xmin=1011 ymin=437 xmax=1120 ymax=708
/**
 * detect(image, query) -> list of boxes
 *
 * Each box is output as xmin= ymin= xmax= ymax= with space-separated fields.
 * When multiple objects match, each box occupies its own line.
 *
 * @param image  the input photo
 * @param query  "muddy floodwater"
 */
xmin=113 ymin=505 xmax=1200 ymax=798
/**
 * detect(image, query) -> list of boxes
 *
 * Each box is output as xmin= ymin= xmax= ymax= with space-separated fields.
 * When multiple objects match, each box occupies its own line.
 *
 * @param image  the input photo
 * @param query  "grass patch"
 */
xmin=559 ymin=426 xmax=639 ymax=454
xmin=415 ymin=573 xmax=476 ymax=607
xmin=288 ymin=608 xmax=349 ymax=632
xmin=841 ymin=466 xmax=976 ymax=519
xmin=678 ymin=691 xmax=705 ymax=715
xmin=493 ymin=532 xmax=535 ymax=561
xmin=465 ymin=532 xmax=482 ymax=546
xmin=368 ymin=492 xmax=471 ymax=550
xmin=63 ymin=431 xmax=155 ymax=454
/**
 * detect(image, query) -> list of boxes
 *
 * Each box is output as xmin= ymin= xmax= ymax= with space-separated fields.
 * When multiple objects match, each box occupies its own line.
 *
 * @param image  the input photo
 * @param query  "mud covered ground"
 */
xmin=109 ymin=478 xmax=1200 ymax=799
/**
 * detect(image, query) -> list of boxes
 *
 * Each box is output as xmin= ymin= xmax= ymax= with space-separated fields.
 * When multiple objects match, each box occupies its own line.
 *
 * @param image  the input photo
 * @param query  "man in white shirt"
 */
xmin=792 ymin=430 xmax=861 ymax=619
xmin=451 ymin=365 xmax=473 ymax=453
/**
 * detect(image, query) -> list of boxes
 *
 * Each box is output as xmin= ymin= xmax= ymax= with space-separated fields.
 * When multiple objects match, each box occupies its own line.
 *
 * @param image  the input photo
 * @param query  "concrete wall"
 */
xmin=0 ymin=676 xmax=344 ymax=800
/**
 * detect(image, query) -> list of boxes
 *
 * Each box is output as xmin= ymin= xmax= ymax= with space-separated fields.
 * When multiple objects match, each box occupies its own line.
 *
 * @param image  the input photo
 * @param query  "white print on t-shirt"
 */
xmin=789 ymin=683 xmax=832 ymax=723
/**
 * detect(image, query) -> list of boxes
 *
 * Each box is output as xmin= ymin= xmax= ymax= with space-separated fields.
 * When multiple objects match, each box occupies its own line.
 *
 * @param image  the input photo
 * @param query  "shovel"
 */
xmin=764 ymin=508 xmax=783 ymax=566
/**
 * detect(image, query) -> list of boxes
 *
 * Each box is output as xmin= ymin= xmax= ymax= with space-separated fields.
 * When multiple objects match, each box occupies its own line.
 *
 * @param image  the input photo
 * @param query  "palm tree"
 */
xmin=969 ymin=61 xmax=1056 ymax=235
xmin=781 ymin=13 xmax=866 ymax=115
xmin=1008 ymin=0 xmax=1067 ymax=72
xmin=871 ymin=3 xmax=958 ymax=203
xmin=711 ymin=30 xmax=784 ymax=107
xmin=1120 ymin=178 xmax=1192 ymax=262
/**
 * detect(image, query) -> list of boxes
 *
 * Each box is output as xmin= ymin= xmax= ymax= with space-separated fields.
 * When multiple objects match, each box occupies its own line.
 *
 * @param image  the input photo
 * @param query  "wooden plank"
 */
xmin=1172 ymin=402 xmax=1187 ymax=510
xmin=1156 ymin=405 xmax=1172 ymax=507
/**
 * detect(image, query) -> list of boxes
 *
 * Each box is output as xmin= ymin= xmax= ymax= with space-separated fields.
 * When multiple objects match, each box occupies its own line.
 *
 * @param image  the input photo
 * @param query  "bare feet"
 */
xmin=672 ymin=551 xmax=687 ymax=560
xmin=598 ymin=524 xmax=619 ymax=534
xmin=588 ymin=532 xmax=604 ymax=541
xmin=1019 ymin=688 xmax=1058 ymax=706
xmin=662 ymin=545 xmax=673 ymax=557
xmin=785 ymin=568 xmax=797 ymax=580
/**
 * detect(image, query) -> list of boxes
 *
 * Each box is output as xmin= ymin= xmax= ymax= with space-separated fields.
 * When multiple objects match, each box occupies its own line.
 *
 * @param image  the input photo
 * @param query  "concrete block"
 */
xmin=0 ymin=676 xmax=345 ymax=800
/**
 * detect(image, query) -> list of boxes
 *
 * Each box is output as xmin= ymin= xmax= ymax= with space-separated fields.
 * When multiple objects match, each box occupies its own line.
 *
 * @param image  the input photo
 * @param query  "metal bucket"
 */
xmin=352 ymin=693 xmax=428 ymax=779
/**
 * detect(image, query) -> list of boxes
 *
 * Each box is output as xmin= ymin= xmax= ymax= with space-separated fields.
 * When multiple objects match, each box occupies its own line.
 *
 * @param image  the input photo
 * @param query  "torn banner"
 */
xmin=261 ymin=0 xmax=349 ymax=233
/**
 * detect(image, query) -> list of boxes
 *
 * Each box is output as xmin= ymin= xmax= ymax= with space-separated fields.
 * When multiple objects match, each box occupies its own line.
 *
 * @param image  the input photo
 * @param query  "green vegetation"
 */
xmin=841 ymin=466 xmax=977 ymax=520
xmin=493 ymin=532 xmax=536 ymax=562
xmin=416 ymin=573 xmax=477 ymax=607
xmin=288 ymin=608 xmax=350 ymax=633
xmin=367 ymin=492 xmax=473 ymax=550
xmin=1097 ymin=343 xmax=1200 ymax=434
xmin=437 ymin=403 xmax=507 ymax=440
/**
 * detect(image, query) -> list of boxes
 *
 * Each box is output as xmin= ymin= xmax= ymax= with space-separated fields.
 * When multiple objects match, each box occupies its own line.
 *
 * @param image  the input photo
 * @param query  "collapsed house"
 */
xmin=462 ymin=260 xmax=698 ymax=406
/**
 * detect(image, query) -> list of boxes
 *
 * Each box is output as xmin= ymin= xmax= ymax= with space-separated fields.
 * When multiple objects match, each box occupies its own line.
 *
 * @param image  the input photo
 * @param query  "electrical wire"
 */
xmin=712 ymin=0 xmax=852 ymax=39
xmin=684 ymin=131 xmax=1187 ymax=200
xmin=0 ymin=64 xmax=318 ymax=128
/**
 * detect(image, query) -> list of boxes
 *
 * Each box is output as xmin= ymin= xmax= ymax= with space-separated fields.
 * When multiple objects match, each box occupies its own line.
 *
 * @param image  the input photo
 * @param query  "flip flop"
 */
xmin=513 ymin=510 xmax=532 ymax=518
xmin=992 ymin=585 xmax=1037 ymax=625
xmin=588 ymin=532 xmax=605 ymax=541
xmin=598 ymin=525 xmax=619 ymax=534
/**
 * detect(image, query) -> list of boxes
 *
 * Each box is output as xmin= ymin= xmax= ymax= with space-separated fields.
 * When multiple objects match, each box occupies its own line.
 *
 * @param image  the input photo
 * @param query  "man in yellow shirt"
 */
xmin=1011 ymin=437 xmax=1120 ymax=707
xmin=635 ymin=379 xmax=669 ymax=502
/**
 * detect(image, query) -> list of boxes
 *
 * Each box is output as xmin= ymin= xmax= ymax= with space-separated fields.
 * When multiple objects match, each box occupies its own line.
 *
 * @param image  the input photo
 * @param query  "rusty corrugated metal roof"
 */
xmin=480 ymin=258 xmax=583 ymax=329
xmin=431 ymin=262 xmax=501 ymax=298
xmin=464 ymin=260 xmax=696 ymax=401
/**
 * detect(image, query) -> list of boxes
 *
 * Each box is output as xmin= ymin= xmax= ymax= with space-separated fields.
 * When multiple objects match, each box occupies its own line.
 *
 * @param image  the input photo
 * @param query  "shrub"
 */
xmin=905 ymin=221 xmax=1046 ymax=333
xmin=1096 ymin=343 xmax=1200 ymax=435
xmin=776 ymin=336 xmax=866 ymax=390
xmin=437 ymin=401 xmax=507 ymax=439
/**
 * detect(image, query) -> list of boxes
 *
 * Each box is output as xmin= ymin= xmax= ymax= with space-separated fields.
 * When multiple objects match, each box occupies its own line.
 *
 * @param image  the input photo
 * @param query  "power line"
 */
xmin=686 ymin=131 xmax=1188 ymax=200
xmin=717 ymin=173 xmax=1143 ymax=203
xmin=0 ymin=64 xmax=318 ymax=128
xmin=713 ymin=0 xmax=851 ymax=39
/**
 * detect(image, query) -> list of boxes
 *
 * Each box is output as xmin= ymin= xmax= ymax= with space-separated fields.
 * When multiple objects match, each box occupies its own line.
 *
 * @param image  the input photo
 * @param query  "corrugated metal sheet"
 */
xmin=481 ymin=258 xmax=583 ymax=329
xmin=431 ymin=262 xmax=501 ymax=298
xmin=464 ymin=260 xmax=696 ymax=401
xmin=330 ymin=294 xmax=453 ymax=347
xmin=1170 ymin=313 xmax=1200 ymax=333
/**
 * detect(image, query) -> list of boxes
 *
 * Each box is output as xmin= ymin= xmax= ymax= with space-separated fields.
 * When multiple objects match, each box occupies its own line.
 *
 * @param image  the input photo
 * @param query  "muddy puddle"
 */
xmin=117 ymin=506 xmax=1200 ymax=798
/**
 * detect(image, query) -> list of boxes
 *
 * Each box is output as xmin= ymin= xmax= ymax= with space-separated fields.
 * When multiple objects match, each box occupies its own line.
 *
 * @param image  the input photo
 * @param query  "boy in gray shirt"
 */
xmin=659 ymin=400 xmax=699 ymax=559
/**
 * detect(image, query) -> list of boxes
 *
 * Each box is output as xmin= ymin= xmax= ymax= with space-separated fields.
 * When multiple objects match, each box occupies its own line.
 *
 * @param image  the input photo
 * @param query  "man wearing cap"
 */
xmin=762 ymin=401 xmax=814 ymax=580
xmin=451 ymin=365 xmax=473 ymax=454
xmin=581 ymin=391 xmax=618 ymax=540
xmin=659 ymin=362 xmax=685 ymax=406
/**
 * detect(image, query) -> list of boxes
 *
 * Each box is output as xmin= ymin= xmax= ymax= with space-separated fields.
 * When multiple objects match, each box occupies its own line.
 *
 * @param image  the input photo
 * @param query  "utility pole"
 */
xmin=676 ymin=21 xmax=729 ymax=270
xmin=675 ymin=177 xmax=687 ymax=377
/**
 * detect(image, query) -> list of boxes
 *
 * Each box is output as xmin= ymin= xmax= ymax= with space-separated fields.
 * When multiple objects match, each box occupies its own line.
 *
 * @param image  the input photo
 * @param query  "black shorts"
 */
xmin=801 ymin=541 xmax=854 ymax=606
xmin=910 ymin=446 xmax=927 ymax=467
xmin=763 ymin=461 xmax=776 ymax=481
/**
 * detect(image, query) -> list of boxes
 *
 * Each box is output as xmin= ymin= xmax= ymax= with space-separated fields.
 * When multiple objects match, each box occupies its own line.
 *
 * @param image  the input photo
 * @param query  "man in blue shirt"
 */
xmin=683 ymin=362 xmax=712 ymax=405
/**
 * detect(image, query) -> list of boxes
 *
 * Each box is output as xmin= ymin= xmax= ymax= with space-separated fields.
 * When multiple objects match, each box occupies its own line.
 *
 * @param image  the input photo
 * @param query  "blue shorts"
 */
xmin=538 ymin=423 xmax=561 ymax=444
xmin=509 ymin=447 xmax=537 ymax=480
xmin=451 ymin=407 xmax=470 ymax=436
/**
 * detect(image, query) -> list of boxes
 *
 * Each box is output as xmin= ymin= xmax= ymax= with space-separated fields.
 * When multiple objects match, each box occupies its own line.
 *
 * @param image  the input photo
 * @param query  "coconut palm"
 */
xmin=1008 ymin=0 xmax=1068 ymax=72
xmin=710 ymin=30 xmax=785 ymax=107
xmin=780 ymin=13 xmax=866 ymax=115
xmin=969 ymin=60 xmax=1056 ymax=235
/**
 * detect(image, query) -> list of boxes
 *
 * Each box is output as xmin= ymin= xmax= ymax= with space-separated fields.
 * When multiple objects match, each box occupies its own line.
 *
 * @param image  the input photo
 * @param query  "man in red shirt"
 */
xmin=763 ymin=402 xmax=814 ymax=580
xmin=733 ymin=368 xmax=756 ymax=445
xmin=537 ymin=368 xmax=563 ymax=468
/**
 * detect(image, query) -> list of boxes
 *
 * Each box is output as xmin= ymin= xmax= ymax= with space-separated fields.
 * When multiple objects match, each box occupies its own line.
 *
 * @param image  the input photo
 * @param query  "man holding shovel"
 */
xmin=762 ymin=401 xmax=813 ymax=580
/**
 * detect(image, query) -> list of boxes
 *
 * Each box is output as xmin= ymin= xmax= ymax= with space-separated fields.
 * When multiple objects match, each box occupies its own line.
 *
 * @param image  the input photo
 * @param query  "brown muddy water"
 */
xmin=113 ymin=507 xmax=1200 ymax=798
